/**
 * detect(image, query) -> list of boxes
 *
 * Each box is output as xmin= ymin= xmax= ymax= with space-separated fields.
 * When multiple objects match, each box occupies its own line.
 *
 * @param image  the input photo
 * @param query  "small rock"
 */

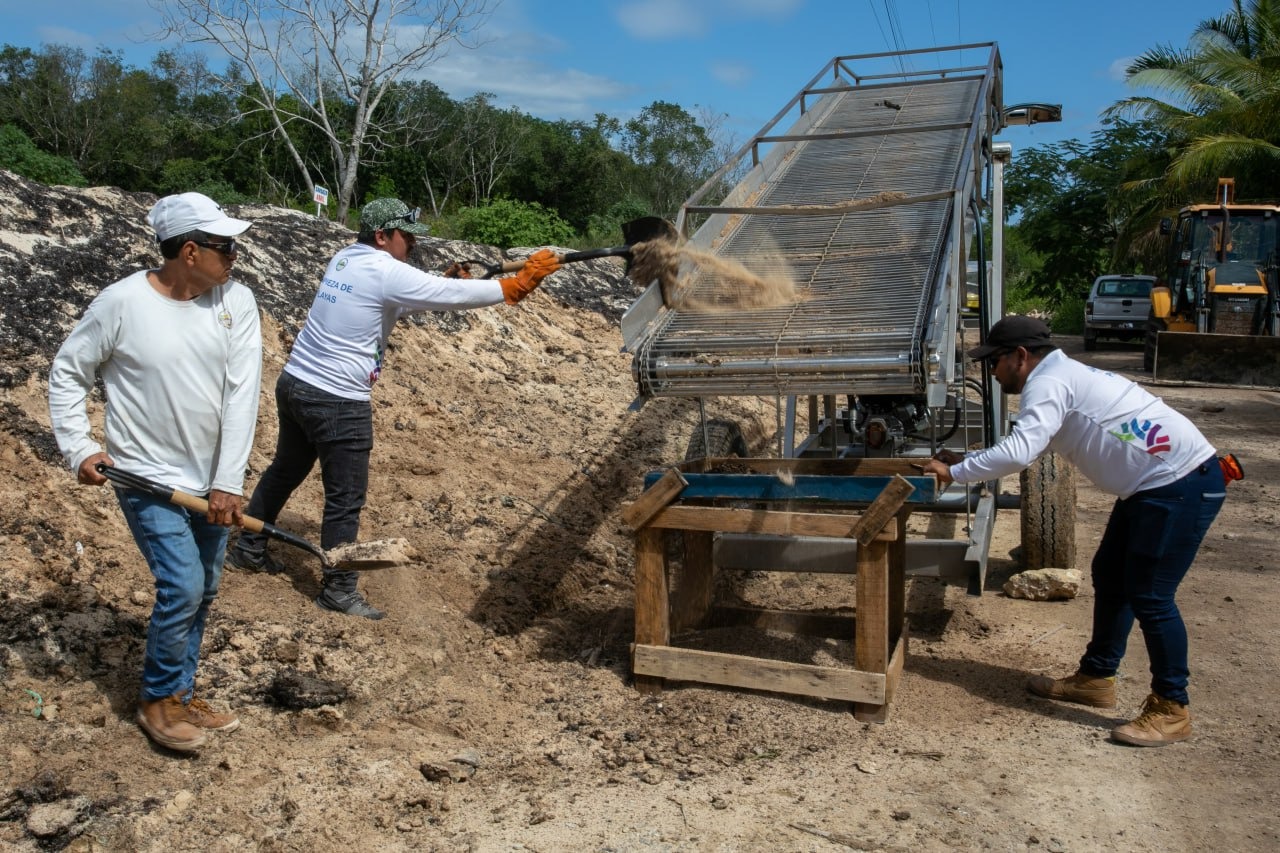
xmin=891 ymin=809 xmax=911 ymax=821
xmin=26 ymin=797 xmax=91 ymax=839
xmin=451 ymin=748 xmax=483 ymax=768
xmin=1003 ymin=568 xmax=1082 ymax=601
xmin=130 ymin=590 xmax=150 ymax=606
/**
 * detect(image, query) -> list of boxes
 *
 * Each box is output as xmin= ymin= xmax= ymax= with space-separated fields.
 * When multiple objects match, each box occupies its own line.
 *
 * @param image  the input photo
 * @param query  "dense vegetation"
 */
xmin=0 ymin=42 xmax=727 ymax=249
xmin=3 ymin=1 xmax=1276 ymax=324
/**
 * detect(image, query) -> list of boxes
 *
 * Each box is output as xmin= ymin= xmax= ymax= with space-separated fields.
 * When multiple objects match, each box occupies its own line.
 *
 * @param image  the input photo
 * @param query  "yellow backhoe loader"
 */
xmin=1145 ymin=178 xmax=1280 ymax=388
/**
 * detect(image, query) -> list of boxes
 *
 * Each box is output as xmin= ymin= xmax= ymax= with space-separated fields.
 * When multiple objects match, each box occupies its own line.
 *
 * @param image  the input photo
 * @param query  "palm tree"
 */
xmin=1106 ymin=0 xmax=1280 ymax=201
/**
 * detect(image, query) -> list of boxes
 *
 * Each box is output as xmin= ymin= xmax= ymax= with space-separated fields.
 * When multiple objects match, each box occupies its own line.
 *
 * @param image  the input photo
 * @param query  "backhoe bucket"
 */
xmin=1153 ymin=331 xmax=1280 ymax=389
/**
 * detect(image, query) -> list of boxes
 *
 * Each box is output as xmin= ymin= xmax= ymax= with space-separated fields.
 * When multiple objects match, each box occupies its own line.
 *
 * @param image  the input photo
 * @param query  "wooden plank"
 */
xmin=856 ymin=629 xmax=908 ymax=723
xmin=633 ymin=644 xmax=885 ymax=703
xmin=632 ymin=528 xmax=669 ymax=694
xmin=850 ymin=475 xmax=915 ymax=545
xmin=621 ymin=468 xmax=687 ymax=530
xmin=853 ymin=537 xmax=890 ymax=719
xmin=671 ymin=531 xmax=715 ymax=632
xmin=888 ymin=508 xmax=910 ymax=647
xmin=650 ymin=505 xmax=898 ymax=541
xmin=643 ymin=472 xmax=935 ymax=504
xmin=678 ymin=457 xmax=928 ymax=477
xmin=705 ymin=605 xmax=855 ymax=639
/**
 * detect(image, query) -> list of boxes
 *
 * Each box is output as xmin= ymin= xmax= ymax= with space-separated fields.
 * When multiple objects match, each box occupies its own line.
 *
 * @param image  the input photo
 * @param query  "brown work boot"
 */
xmin=1111 ymin=693 xmax=1192 ymax=747
xmin=184 ymin=696 xmax=241 ymax=733
xmin=1026 ymin=671 xmax=1117 ymax=708
xmin=136 ymin=695 xmax=207 ymax=752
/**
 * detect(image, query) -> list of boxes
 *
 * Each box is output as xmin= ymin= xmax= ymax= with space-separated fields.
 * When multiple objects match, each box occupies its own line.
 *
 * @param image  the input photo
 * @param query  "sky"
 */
xmin=0 ymin=0 xmax=1232 ymax=155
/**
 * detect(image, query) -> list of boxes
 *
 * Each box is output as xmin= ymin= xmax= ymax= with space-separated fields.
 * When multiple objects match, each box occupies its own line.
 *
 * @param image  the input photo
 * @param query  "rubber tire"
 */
xmin=1019 ymin=452 xmax=1077 ymax=570
xmin=1083 ymin=329 xmax=1098 ymax=352
xmin=1143 ymin=311 xmax=1167 ymax=373
xmin=684 ymin=418 xmax=748 ymax=461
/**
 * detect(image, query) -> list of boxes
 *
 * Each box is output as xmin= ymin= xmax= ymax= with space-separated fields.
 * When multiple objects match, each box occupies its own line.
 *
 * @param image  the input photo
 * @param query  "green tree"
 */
xmin=441 ymin=197 xmax=575 ymax=248
xmin=1107 ymin=0 xmax=1280 ymax=199
xmin=150 ymin=0 xmax=497 ymax=221
xmin=0 ymin=123 xmax=87 ymax=185
xmin=618 ymin=101 xmax=718 ymax=218
xmin=1005 ymin=120 xmax=1169 ymax=308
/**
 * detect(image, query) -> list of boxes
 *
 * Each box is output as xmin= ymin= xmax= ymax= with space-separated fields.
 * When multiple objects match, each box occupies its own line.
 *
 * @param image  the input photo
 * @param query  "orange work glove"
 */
xmin=442 ymin=262 xmax=472 ymax=279
xmin=499 ymin=248 xmax=560 ymax=304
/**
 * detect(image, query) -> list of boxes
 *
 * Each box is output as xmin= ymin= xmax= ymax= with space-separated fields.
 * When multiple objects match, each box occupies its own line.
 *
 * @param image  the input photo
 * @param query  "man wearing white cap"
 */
xmin=49 ymin=192 xmax=262 ymax=753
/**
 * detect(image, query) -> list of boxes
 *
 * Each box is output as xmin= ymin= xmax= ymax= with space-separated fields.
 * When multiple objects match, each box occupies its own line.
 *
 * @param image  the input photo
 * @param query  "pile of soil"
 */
xmin=1 ymin=169 xmax=1278 ymax=851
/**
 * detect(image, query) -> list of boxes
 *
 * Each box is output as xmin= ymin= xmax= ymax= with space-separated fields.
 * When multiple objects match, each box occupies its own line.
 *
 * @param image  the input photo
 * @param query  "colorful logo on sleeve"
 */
xmin=367 ymin=344 xmax=385 ymax=387
xmin=1112 ymin=419 xmax=1172 ymax=454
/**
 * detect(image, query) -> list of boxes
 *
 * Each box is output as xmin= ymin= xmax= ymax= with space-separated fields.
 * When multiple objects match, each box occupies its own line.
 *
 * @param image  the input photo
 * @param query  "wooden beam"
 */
xmin=853 ymin=536 xmax=890 ymax=719
xmin=679 ymin=457 xmax=930 ymax=477
xmin=621 ymin=468 xmax=687 ymax=530
xmin=632 ymin=527 xmax=669 ymax=694
xmin=851 ymin=475 xmax=915 ymax=545
xmin=633 ymin=644 xmax=885 ymax=703
xmin=650 ymin=505 xmax=898 ymax=541
xmin=856 ymin=630 xmax=908 ymax=723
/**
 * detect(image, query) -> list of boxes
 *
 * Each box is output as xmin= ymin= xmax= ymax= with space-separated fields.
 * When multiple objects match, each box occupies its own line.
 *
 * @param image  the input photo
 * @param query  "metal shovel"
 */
xmin=95 ymin=463 xmax=413 ymax=571
xmin=463 ymin=215 xmax=677 ymax=279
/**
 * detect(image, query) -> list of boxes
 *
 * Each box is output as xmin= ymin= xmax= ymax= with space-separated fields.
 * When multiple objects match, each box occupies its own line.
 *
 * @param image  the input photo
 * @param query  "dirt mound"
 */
xmin=1 ymin=169 xmax=1277 ymax=851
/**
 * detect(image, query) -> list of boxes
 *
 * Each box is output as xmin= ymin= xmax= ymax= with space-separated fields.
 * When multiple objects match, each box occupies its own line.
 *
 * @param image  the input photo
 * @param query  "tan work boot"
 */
xmin=137 ymin=695 xmax=207 ymax=752
xmin=184 ymin=696 xmax=241 ymax=733
xmin=1026 ymin=671 xmax=1117 ymax=708
xmin=1111 ymin=693 xmax=1191 ymax=747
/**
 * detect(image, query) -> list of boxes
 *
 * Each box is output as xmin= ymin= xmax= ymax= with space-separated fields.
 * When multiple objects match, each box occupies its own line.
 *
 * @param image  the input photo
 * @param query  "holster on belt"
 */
xmin=1219 ymin=453 xmax=1244 ymax=483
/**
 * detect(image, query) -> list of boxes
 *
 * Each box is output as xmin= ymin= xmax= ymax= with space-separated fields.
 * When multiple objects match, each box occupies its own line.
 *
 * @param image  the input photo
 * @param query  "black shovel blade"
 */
xmin=621 ymin=216 xmax=677 ymax=247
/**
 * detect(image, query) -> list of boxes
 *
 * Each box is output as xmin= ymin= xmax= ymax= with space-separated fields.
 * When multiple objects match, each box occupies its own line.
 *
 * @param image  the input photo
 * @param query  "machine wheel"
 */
xmin=1019 ymin=452 xmax=1077 ymax=570
xmin=1142 ymin=312 xmax=1166 ymax=372
xmin=684 ymin=418 xmax=748 ymax=461
xmin=1082 ymin=329 xmax=1098 ymax=351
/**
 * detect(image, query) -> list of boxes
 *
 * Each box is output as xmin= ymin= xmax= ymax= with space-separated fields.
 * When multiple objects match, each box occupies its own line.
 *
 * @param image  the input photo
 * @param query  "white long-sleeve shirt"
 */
xmin=950 ymin=349 xmax=1215 ymax=499
xmin=285 ymin=243 xmax=506 ymax=400
xmin=48 ymin=270 xmax=262 ymax=496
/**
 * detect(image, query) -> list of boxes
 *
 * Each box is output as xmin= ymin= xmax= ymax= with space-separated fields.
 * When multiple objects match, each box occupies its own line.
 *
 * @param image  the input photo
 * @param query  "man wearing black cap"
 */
xmin=922 ymin=315 xmax=1226 ymax=747
xmin=227 ymin=198 xmax=560 ymax=619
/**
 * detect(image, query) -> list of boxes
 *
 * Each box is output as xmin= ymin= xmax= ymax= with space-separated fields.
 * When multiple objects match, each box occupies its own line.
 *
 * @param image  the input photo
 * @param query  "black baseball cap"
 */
xmin=967 ymin=315 xmax=1052 ymax=360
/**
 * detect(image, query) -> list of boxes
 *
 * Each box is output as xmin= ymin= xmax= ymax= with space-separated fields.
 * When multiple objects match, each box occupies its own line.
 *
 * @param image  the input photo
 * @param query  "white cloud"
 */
xmin=1108 ymin=57 xmax=1135 ymax=83
xmin=616 ymin=0 xmax=706 ymax=40
xmin=422 ymin=51 xmax=635 ymax=120
xmin=710 ymin=61 xmax=754 ymax=87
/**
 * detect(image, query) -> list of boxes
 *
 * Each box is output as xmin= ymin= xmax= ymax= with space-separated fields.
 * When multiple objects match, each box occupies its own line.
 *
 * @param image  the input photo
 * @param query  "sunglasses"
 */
xmin=381 ymin=207 xmax=421 ymax=230
xmin=193 ymin=238 xmax=238 ymax=255
xmin=984 ymin=349 xmax=1012 ymax=369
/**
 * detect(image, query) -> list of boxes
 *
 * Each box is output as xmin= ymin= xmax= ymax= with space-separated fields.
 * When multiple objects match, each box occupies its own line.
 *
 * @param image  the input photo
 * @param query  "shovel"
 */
xmin=95 ymin=463 xmax=414 ymax=572
xmin=464 ymin=216 xmax=677 ymax=279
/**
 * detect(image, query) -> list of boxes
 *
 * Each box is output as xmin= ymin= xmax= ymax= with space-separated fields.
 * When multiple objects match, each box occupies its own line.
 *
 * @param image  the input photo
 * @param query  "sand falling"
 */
xmin=628 ymin=238 xmax=803 ymax=312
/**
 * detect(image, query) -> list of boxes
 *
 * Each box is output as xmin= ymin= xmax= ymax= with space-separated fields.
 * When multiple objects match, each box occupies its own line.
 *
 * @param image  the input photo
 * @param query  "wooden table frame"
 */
xmin=625 ymin=466 xmax=920 ymax=722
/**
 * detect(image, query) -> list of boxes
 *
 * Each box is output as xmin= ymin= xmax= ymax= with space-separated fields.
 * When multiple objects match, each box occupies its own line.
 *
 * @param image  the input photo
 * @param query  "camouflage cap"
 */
xmin=359 ymin=198 xmax=429 ymax=235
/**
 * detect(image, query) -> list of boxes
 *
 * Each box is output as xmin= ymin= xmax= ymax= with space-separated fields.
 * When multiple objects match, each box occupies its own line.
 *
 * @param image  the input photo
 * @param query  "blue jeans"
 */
xmin=116 ymin=489 xmax=227 ymax=701
xmin=239 ymin=371 xmax=373 ymax=593
xmin=1079 ymin=456 xmax=1226 ymax=705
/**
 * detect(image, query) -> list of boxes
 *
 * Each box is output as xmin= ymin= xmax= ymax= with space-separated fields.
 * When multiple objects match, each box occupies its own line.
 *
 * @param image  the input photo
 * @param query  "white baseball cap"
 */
xmin=147 ymin=192 xmax=252 ymax=242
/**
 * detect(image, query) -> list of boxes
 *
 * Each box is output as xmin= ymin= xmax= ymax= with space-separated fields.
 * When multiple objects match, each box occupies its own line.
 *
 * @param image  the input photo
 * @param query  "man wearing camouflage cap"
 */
xmin=228 ymin=198 xmax=560 ymax=618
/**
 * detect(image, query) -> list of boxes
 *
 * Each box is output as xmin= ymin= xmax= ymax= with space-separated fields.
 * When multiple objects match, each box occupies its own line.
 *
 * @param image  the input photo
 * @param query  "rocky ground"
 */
xmin=1 ymin=170 xmax=1278 ymax=851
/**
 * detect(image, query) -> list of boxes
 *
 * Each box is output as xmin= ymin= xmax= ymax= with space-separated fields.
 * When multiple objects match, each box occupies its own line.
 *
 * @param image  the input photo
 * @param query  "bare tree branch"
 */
xmin=149 ymin=0 xmax=496 ymax=221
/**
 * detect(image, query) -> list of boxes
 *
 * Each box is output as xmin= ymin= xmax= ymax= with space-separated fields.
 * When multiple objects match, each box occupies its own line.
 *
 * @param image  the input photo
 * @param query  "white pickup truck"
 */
xmin=1083 ymin=274 xmax=1155 ymax=350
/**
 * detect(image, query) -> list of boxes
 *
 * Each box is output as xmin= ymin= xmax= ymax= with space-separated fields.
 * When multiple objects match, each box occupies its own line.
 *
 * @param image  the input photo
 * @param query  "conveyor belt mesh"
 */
xmin=633 ymin=73 xmax=987 ymax=398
